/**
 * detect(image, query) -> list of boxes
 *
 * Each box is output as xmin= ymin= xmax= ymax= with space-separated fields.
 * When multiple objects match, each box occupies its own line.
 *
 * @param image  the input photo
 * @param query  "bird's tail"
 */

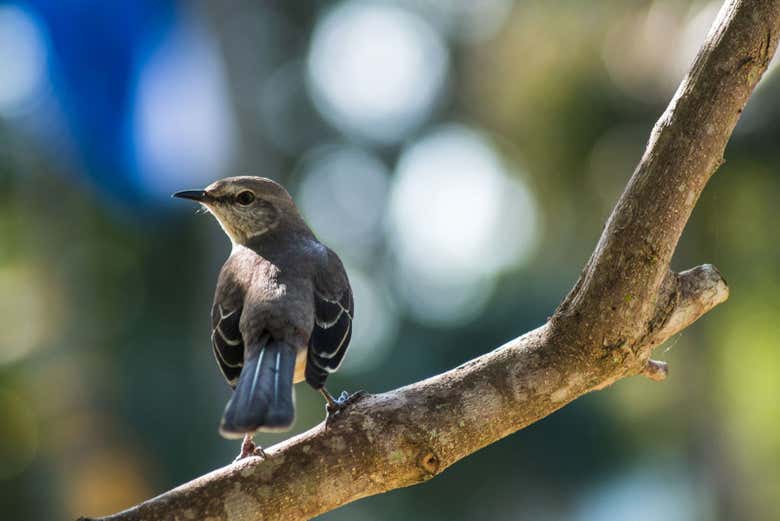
xmin=219 ymin=337 xmax=296 ymax=438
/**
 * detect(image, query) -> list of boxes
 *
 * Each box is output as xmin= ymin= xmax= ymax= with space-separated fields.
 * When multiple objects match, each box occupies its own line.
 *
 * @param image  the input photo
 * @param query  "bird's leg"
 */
xmin=319 ymin=387 xmax=339 ymax=411
xmin=319 ymin=387 xmax=367 ymax=416
xmin=234 ymin=433 xmax=266 ymax=462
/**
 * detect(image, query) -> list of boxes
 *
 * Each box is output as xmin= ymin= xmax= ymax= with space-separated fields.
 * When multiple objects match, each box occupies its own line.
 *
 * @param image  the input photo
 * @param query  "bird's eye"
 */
xmin=236 ymin=191 xmax=255 ymax=205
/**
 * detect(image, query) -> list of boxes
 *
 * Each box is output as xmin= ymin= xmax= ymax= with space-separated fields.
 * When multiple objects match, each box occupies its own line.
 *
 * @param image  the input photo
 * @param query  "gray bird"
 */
xmin=174 ymin=176 xmax=357 ymax=459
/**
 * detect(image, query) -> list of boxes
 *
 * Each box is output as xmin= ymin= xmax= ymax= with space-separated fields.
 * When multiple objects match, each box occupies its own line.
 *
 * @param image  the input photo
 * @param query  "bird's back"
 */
xmin=215 ymin=244 xmax=316 ymax=352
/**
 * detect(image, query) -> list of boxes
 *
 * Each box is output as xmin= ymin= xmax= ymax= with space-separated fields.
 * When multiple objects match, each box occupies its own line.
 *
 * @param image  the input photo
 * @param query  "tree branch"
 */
xmin=81 ymin=1 xmax=780 ymax=520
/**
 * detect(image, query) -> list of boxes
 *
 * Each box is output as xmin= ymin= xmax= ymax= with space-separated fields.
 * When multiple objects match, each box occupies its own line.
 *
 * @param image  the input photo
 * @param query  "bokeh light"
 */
xmin=601 ymin=2 xmax=723 ymax=103
xmin=296 ymin=144 xmax=390 ymax=260
xmin=63 ymin=446 xmax=152 ymax=518
xmin=389 ymin=123 xmax=538 ymax=324
xmin=307 ymin=1 xmax=448 ymax=143
xmin=0 ymin=5 xmax=49 ymax=117
xmin=572 ymin=465 xmax=710 ymax=521
xmin=677 ymin=2 xmax=722 ymax=75
xmin=395 ymin=270 xmax=495 ymax=326
xmin=0 ymin=263 xmax=63 ymax=365
xmin=132 ymin=17 xmax=236 ymax=199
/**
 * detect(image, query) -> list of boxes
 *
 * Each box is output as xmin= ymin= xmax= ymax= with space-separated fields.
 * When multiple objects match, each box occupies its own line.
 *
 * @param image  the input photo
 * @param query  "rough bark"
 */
xmin=80 ymin=1 xmax=780 ymax=520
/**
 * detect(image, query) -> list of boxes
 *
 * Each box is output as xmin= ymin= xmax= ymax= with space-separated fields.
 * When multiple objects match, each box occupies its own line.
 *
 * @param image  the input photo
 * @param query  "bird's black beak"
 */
xmin=172 ymin=190 xmax=209 ymax=202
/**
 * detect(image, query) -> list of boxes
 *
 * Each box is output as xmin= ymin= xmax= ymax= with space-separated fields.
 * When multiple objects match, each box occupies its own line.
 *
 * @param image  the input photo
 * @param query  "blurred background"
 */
xmin=0 ymin=0 xmax=778 ymax=520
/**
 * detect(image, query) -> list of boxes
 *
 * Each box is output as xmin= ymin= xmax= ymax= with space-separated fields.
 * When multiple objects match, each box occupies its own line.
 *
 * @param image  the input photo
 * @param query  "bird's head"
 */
xmin=173 ymin=176 xmax=305 ymax=246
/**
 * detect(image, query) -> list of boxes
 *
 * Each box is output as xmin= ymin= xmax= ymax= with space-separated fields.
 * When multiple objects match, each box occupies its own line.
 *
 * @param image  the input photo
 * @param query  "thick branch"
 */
xmin=81 ymin=1 xmax=779 ymax=520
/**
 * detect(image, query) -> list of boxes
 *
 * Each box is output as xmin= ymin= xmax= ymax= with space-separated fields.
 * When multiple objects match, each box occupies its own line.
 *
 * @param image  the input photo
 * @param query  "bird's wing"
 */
xmin=306 ymin=249 xmax=353 ymax=388
xmin=211 ymin=299 xmax=244 ymax=388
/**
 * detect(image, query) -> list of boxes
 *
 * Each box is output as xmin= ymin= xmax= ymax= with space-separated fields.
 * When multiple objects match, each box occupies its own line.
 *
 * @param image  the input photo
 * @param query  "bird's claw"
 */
xmin=234 ymin=435 xmax=266 ymax=462
xmin=253 ymin=446 xmax=267 ymax=458
xmin=325 ymin=389 xmax=367 ymax=416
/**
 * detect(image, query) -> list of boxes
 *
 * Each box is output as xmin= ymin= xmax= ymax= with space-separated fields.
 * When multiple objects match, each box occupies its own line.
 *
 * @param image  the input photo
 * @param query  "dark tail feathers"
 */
xmin=219 ymin=338 xmax=296 ymax=438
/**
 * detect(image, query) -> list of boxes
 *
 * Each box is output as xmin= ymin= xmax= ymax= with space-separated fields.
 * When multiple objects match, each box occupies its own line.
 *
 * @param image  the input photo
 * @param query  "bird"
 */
xmin=173 ymin=176 xmax=358 ymax=459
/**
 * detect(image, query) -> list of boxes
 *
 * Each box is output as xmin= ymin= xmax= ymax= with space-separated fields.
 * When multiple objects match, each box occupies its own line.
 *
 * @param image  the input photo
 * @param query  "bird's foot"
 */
xmin=321 ymin=389 xmax=368 ymax=424
xmin=252 ymin=445 xmax=268 ymax=458
xmin=329 ymin=389 xmax=368 ymax=413
xmin=234 ymin=434 xmax=266 ymax=462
